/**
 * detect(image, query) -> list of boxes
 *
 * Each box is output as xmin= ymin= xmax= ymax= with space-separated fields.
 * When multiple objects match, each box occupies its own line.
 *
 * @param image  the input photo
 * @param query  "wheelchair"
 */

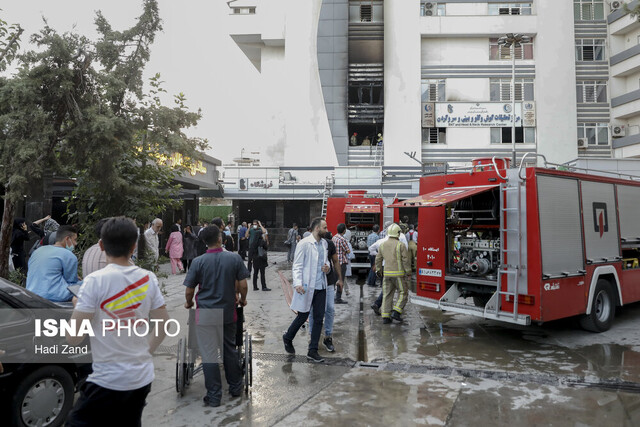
xmin=175 ymin=306 xmax=252 ymax=396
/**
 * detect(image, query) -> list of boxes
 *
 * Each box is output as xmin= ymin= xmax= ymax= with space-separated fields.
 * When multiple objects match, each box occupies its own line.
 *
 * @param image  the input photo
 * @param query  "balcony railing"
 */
xmin=348 ymin=145 xmax=384 ymax=167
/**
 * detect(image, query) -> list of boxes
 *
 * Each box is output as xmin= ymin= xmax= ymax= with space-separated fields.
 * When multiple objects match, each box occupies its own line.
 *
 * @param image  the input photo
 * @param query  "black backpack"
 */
xmin=29 ymin=231 xmax=53 ymax=256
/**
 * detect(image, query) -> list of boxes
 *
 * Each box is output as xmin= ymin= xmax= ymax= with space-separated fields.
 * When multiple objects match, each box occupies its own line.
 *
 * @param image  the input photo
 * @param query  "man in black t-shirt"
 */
xmin=309 ymin=231 xmax=343 ymax=353
xmin=183 ymin=225 xmax=250 ymax=407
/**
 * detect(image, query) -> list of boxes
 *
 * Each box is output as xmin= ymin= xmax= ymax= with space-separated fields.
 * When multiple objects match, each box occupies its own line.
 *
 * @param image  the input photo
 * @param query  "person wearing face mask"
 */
xmin=26 ymin=225 xmax=82 ymax=303
xmin=246 ymin=219 xmax=266 ymax=276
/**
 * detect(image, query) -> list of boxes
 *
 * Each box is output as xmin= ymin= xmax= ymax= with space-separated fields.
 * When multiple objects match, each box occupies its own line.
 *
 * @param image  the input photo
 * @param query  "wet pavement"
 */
xmin=143 ymin=252 xmax=640 ymax=426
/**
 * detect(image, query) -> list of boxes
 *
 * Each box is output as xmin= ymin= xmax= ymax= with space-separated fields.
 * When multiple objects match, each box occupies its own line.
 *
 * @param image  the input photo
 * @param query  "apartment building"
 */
xmin=226 ymin=0 xmax=599 ymax=168
xmin=222 ymin=1 xmax=640 ymax=237
xmin=608 ymin=1 xmax=640 ymax=158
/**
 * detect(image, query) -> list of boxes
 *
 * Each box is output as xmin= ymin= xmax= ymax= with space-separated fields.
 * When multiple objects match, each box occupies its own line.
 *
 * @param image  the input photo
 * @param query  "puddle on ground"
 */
xmin=410 ymin=306 xmax=640 ymax=381
xmin=571 ymin=343 xmax=640 ymax=382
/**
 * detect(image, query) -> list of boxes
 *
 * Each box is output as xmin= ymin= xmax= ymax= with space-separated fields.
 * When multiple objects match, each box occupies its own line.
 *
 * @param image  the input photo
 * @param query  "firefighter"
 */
xmin=375 ymin=223 xmax=411 ymax=324
xmin=398 ymin=215 xmax=409 ymax=235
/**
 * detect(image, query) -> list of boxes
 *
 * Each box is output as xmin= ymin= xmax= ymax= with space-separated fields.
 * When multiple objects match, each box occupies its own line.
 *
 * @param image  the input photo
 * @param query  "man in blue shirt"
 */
xmin=26 ymin=225 xmax=81 ymax=302
xmin=238 ymin=221 xmax=248 ymax=259
xmin=366 ymin=224 xmax=380 ymax=286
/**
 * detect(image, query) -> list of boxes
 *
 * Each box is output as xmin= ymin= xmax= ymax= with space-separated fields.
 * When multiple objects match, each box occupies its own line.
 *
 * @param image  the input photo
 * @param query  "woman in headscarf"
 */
xmin=11 ymin=215 xmax=50 ymax=273
xmin=165 ymin=224 xmax=184 ymax=274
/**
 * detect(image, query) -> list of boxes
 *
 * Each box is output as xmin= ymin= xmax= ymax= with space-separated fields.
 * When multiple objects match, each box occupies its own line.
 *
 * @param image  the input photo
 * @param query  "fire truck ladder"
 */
xmin=320 ymin=172 xmax=335 ymax=218
xmin=484 ymin=172 xmax=529 ymax=325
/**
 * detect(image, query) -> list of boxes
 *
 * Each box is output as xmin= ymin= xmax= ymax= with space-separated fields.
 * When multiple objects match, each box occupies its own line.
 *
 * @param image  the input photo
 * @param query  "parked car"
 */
xmin=0 ymin=278 xmax=89 ymax=427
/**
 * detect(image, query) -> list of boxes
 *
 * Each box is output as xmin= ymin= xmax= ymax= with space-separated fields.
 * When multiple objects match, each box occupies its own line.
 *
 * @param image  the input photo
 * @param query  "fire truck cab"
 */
xmin=326 ymin=190 xmax=384 ymax=270
xmin=391 ymin=157 xmax=640 ymax=332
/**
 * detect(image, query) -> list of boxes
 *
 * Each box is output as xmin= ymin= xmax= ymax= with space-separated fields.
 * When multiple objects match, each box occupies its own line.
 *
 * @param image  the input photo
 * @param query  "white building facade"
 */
xmin=609 ymin=0 xmax=640 ymax=158
xmin=225 ymin=0 xmax=633 ymax=169
xmin=222 ymin=0 xmax=640 ymax=245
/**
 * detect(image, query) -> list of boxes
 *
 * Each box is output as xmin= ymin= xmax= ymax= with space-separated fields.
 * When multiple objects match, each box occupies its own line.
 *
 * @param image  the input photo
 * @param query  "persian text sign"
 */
xmin=434 ymin=102 xmax=536 ymax=127
xmin=422 ymin=102 xmax=435 ymax=128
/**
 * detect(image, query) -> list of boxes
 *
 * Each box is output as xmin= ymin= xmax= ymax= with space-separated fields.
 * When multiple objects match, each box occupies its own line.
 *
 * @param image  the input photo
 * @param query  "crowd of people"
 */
xmin=6 ymin=211 xmax=419 ymax=422
xmin=282 ymin=217 xmax=418 ymax=362
xmin=10 ymin=214 xmax=248 ymax=421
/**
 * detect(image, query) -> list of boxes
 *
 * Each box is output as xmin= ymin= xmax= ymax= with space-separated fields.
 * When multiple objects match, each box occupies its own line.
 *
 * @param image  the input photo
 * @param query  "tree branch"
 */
xmin=0 ymin=26 xmax=24 ymax=63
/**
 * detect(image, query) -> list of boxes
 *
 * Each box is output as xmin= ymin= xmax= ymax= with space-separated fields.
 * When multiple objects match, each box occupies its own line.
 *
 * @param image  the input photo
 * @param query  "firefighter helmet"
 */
xmin=387 ymin=223 xmax=401 ymax=238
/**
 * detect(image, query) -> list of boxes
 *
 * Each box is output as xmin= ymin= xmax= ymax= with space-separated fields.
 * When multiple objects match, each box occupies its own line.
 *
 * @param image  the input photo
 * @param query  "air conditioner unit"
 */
xmin=611 ymin=1 xmax=622 ymax=12
xmin=424 ymin=2 xmax=436 ymax=16
xmin=577 ymin=138 xmax=588 ymax=148
xmin=612 ymin=124 xmax=626 ymax=137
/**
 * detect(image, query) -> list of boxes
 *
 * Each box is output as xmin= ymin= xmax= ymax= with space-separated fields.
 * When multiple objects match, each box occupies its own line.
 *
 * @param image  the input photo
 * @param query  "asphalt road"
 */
xmin=142 ymin=252 xmax=640 ymax=426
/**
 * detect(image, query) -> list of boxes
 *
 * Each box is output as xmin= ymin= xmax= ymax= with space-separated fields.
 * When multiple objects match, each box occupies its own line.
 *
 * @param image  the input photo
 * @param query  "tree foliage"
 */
xmin=0 ymin=0 xmax=208 ymax=277
xmin=0 ymin=11 xmax=23 ymax=70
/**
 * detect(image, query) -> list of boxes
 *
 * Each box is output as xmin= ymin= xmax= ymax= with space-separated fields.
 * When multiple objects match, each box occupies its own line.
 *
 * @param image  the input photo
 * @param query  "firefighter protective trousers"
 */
xmin=375 ymin=238 xmax=411 ymax=318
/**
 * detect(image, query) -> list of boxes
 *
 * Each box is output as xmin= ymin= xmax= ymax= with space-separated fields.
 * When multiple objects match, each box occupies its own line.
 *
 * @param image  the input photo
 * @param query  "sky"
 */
xmin=1 ymin=0 xmax=268 ymax=166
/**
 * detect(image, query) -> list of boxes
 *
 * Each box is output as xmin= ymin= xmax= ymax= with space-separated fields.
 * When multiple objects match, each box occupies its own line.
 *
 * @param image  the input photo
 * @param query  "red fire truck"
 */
xmin=326 ymin=190 xmax=385 ymax=270
xmin=390 ymin=156 xmax=640 ymax=332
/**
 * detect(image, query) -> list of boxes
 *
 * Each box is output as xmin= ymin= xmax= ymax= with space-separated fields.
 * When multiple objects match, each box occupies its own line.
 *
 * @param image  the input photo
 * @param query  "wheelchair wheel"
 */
xmin=176 ymin=338 xmax=187 ymax=396
xmin=249 ymin=334 xmax=253 ymax=388
xmin=243 ymin=332 xmax=252 ymax=393
xmin=243 ymin=333 xmax=249 ymax=393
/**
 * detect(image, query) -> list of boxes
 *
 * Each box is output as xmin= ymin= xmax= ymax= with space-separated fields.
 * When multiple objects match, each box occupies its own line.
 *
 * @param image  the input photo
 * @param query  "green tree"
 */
xmin=0 ymin=11 xmax=23 ymax=278
xmin=68 ymin=73 xmax=207 ymax=230
xmin=0 ymin=11 xmax=23 ymax=70
xmin=0 ymin=0 xmax=208 ymax=278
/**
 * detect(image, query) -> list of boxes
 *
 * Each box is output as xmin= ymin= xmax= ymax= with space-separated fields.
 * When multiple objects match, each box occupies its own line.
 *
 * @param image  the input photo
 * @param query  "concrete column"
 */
xmin=283 ymin=0 xmax=338 ymax=166
xmin=536 ymin=2 xmax=578 ymax=164
xmin=275 ymin=200 xmax=284 ymax=228
xmin=383 ymin=0 xmax=422 ymax=166
xmin=310 ymin=200 xmax=323 ymax=221
xmin=25 ymin=175 xmax=52 ymax=223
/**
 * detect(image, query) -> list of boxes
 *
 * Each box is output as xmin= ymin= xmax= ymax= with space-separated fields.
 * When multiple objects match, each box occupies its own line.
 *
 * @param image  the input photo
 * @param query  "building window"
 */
xmin=421 ymin=79 xmax=446 ymax=102
xmin=422 ymin=128 xmax=447 ymax=144
xmin=360 ymin=5 xmax=373 ymax=22
xmin=488 ymin=3 xmax=532 ymax=15
xmin=349 ymin=84 xmax=383 ymax=105
xmin=421 ymin=2 xmax=445 ymax=16
xmin=491 ymin=127 xmax=536 ymax=144
xmin=489 ymin=38 xmax=534 ymax=60
xmin=490 ymin=78 xmax=534 ymax=101
xmin=577 ymin=123 xmax=609 ymax=145
xmin=575 ymin=39 xmax=606 ymax=61
xmin=576 ymin=81 xmax=607 ymax=103
xmin=573 ymin=0 xmax=604 ymax=21
xmin=232 ymin=7 xmax=255 ymax=15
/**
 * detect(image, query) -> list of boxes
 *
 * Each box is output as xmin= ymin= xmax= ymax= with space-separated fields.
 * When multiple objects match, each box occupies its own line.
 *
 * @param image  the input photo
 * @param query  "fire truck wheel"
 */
xmin=579 ymin=279 xmax=615 ymax=333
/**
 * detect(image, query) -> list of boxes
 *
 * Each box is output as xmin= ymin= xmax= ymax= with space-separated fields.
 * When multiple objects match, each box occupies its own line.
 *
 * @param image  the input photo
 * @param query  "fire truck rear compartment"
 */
xmin=347 ymin=212 xmax=380 ymax=269
xmin=445 ymin=188 xmax=501 ymax=307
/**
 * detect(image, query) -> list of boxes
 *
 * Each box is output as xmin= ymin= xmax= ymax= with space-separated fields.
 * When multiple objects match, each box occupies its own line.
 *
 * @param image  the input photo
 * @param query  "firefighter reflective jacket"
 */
xmin=375 ymin=237 xmax=411 ymax=277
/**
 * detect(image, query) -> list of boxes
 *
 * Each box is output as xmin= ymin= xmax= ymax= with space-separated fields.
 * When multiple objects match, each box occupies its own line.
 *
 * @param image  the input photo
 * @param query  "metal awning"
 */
xmin=388 ymin=185 xmax=499 ymax=208
xmin=343 ymin=204 xmax=381 ymax=214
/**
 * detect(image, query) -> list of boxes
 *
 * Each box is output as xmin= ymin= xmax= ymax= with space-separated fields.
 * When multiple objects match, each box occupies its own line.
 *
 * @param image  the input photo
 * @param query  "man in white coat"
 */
xmin=283 ymin=217 xmax=330 ymax=363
